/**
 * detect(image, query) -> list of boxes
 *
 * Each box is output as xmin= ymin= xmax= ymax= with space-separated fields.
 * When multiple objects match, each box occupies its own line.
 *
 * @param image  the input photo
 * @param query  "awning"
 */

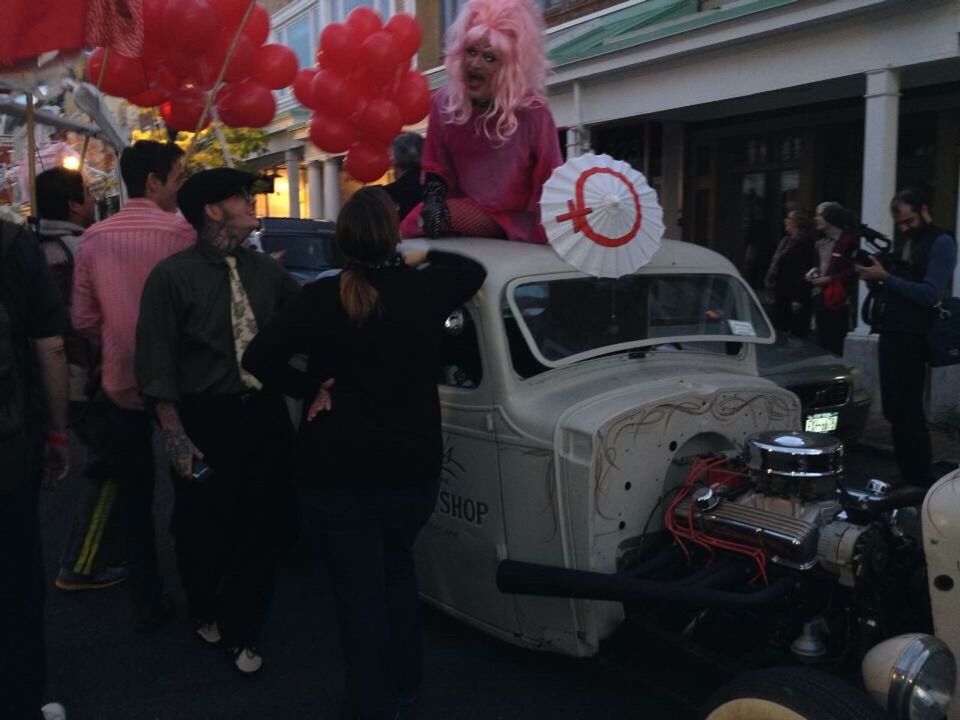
xmin=547 ymin=0 xmax=797 ymax=67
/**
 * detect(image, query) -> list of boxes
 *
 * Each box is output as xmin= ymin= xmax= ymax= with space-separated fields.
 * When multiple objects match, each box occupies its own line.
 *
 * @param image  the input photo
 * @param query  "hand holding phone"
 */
xmin=191 ymin=459 xmax=214 ymax=483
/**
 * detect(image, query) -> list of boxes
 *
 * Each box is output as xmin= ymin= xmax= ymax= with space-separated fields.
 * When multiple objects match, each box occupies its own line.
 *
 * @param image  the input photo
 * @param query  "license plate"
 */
xmin=805 ymin=411 xmax=839 ymax=433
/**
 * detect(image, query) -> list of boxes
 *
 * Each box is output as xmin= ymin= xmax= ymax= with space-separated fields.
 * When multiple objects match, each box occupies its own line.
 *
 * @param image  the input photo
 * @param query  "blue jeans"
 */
xmin=304 ymin=479 xmax=440 ymax=720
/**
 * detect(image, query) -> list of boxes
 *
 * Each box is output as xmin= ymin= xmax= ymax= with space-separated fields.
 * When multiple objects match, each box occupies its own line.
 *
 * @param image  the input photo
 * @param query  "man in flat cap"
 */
xmin=135 ymin=168 xmax=301 ymax=674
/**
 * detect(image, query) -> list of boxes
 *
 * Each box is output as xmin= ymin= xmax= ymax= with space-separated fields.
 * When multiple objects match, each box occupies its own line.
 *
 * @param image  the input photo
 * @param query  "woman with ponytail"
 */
xmin=399 ymin=0 xmax=562 ymax=244
xmin=242 ymin=187 xmax=486 ymax=720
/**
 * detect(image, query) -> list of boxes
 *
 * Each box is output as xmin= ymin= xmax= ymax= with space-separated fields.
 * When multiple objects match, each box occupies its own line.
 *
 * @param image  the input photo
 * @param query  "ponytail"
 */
xmin=339 ymin=265 xmax=380 ymax=326
xmin=335 ymin=187 xmax=401 ymax=326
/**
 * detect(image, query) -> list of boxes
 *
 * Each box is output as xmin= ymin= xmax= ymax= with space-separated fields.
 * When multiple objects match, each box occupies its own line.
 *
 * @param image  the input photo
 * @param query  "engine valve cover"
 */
xmin=673 ymin=497 xmax=820 ymax=569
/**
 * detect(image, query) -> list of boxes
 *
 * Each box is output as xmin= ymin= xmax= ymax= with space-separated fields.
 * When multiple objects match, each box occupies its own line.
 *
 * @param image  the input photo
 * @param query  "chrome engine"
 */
xmin=671 ymin=431 xmax=874 ymax=583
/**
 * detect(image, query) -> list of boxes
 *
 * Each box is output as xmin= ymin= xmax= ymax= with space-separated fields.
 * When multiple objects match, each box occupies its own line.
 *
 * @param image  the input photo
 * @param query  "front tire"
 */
xmin=699 ymin=668 xmax=887 ymax=720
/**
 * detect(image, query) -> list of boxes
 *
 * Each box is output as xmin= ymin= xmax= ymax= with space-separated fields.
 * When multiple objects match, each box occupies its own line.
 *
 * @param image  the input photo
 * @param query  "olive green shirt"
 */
xmin=135 ymin=243 xmax=301 ymax=401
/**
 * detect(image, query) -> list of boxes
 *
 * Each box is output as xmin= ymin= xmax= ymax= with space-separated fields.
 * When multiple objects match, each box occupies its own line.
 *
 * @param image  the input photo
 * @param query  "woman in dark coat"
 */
xmin=242 ymin=187 xmax=486 ymax=720
xmin=764 ymin=209 xmax=818 ymax=339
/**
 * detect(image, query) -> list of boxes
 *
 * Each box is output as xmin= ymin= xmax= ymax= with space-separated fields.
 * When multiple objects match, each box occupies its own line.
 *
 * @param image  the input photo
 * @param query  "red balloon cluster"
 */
xmin=298 ymin=8 xmax=430 ymax=183
xmin=86 ymin=0 xmax=299 ymax=132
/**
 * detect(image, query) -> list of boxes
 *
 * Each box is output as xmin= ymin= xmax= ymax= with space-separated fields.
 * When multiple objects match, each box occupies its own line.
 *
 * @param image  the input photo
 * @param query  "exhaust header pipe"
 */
xmin=496 ymin=559 xmax=794 ymax=610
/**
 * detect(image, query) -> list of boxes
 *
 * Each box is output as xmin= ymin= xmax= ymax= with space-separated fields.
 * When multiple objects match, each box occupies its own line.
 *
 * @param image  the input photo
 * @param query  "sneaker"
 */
xmin=55 ymin=566 xmax=128 ymax=591
xmin=134 ymin=593 xmax=175 ymax=633
xmin=41 ymin=702 xmax=66 ymax=720
xmin=231 ymin=646 xmax=263 ymax=675
xmin=195 ymin=621 xmax=221 ymax=645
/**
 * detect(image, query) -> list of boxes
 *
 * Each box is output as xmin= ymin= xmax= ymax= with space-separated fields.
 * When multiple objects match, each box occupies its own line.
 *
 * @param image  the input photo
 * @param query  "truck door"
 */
xmin=415 ymin=303 xmax=519 ymax=637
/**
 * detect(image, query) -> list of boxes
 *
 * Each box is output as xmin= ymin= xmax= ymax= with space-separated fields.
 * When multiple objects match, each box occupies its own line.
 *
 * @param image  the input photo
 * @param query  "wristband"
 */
xmin=45 ymin=432 xmax=69 ymax=446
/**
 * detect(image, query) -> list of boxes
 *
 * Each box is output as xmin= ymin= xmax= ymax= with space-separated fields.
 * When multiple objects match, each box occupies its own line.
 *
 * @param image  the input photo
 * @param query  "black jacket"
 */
xmin=242 ymin=251 xmax=486 ymax=494
xmin=870 ymin=225 xmax=955 ymax=335
xmin=384 ymin=171 xmax=423 ymax=223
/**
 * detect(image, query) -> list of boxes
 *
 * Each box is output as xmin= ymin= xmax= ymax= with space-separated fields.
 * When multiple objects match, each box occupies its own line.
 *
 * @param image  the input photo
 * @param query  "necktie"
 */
xmin=225 ymin=256 xmax=263 ymax=390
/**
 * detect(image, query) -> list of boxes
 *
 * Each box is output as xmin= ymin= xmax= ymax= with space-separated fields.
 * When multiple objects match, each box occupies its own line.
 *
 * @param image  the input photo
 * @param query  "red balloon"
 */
xmin=309 ymin=113 xmax=355 ymax=154
xmin=395 ymin=70 xmax=431 ymax=125
xmin=206 ymin=33 xmax=258 ymax=83
xmin=142 ymin=0 xmax=171 ymax=58
xmin=142 ymin=0 xmax=166 ymax=33
xmin=216 ymin=80 xmax=276 ymax=128
xmin=153 ymin=63 xmax=184 ymax=93
xmin=355 ymin=98 xmax=402 ymax=144
xmin=210 ymin=0 xmax=249 ymax=26
xmin=87 ymin=50 xmax=149 ymax=97
xmin=128 ymin=88 xmax=170 ymax=108
xmin=320 ymin=23 xmax=361 ymax=73
xmin=345 ymin=6 xmax=382 ymax=42
xmin=359 ymin=32 xmax=401 ymax=85
xmin=315 ymin=50 xmax=331 ymax=68
xmin=162 ymin=87 xmax=210 ymax=132
xmin=292 ymin=68 xmax=318 ymax=108
xmin=310 ymin=69 xmax=361 ymax=119
xmin=165 ymin=0 xmax=216 ymax=57
xmin=254 ymin=44 xmax=299 ymax=90
xmin=183 ymin=53 xmax=220 ymax=90
xmin=347 ymin=69 xmax=377 ymax=108
xmin=344 ymin=142 xmax=391 ymax=183
xmin=241 ymin=4 xmax=271 ymax=46
xmin=384 ymin=13 xmax=422 ymax=61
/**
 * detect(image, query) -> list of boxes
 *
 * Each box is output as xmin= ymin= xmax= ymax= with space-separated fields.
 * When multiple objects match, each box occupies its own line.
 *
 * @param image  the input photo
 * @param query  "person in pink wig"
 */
xmin=399 ymin=0 xmax=562 ymax=244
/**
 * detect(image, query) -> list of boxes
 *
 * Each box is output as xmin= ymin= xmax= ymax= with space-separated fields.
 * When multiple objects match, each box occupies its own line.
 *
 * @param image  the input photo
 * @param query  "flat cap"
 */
xmin=177 ymin=168 xmax=258 ymax=230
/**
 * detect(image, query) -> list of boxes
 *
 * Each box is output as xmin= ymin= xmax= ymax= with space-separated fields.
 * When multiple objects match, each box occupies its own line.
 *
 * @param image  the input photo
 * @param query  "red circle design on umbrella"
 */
xmin=554 ymin=167 xmax=642 ymax=248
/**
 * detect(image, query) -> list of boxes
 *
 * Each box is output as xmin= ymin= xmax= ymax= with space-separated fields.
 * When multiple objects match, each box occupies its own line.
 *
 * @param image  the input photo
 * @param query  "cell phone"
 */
xmin=191 ymin=459 xmax=214 ymax=482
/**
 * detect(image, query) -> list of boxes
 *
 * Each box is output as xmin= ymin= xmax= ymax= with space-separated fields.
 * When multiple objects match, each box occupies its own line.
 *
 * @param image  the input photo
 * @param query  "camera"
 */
xmin=191 ymin=459 xmax=214 ymax=482
xmin=853 ymin=225 xmax=892 ymax=268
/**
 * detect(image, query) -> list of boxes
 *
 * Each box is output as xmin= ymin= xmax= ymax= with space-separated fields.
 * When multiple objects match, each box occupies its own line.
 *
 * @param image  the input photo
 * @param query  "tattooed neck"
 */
xmin=200 ymin=222 xmax=244 ymax=252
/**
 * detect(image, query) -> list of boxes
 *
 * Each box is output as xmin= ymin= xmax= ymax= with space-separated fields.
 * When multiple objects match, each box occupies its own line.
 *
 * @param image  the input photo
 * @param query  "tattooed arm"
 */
xmin=156 ymin=401 xmax=204 ymax=479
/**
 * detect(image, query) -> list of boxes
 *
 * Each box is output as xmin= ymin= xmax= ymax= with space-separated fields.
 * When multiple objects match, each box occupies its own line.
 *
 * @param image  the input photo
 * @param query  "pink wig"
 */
xmin=442 ymin=0 xmax=549 ymax=145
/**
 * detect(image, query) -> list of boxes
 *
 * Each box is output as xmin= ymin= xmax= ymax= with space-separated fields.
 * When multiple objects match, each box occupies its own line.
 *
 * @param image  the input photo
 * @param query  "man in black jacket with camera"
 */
xmin=857 ymin=188 xmax=957 ymax=487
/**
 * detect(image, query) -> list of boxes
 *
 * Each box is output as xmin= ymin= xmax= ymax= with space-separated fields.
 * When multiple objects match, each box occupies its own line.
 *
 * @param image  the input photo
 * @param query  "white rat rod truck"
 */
xmin=413 ymin=238 xmax=960 ymax=720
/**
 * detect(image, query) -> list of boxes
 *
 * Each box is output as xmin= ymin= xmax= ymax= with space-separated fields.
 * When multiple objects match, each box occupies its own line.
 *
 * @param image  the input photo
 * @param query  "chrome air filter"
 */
xmin=744 ymin=431 xmax=844 ymax=479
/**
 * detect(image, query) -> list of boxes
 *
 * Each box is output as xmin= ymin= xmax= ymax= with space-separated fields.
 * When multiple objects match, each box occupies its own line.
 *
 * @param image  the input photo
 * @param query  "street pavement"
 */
xmin=39 ymin=438 xmax=914 ymax=720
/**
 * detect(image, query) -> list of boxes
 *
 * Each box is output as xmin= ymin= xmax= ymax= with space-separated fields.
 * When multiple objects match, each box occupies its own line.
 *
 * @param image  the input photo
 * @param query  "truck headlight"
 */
xmin=863 ymin=633 xmax=956 ymax=720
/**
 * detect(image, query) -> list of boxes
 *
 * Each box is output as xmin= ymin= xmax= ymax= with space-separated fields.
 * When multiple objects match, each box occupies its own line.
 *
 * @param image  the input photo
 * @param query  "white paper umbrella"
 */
xmin=541 ymin=153 xmax=664 ymax=278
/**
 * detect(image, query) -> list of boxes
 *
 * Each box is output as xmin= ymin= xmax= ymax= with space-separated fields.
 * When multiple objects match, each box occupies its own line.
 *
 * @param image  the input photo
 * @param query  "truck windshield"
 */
xmin=507 ymin=273 xmax=772 ymax=367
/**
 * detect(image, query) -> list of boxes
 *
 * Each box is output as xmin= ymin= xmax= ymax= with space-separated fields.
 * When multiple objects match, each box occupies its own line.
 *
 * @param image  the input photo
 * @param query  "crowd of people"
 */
xmin=1 ymin=0 xmax=957 ymax=717
xmin=762 ymin=200 xmax=861 ymax=355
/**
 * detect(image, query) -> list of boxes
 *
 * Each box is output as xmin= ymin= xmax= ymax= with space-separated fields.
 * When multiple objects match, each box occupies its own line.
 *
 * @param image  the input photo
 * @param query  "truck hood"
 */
xmin=493 ymin=352 xmax=797 ymax=448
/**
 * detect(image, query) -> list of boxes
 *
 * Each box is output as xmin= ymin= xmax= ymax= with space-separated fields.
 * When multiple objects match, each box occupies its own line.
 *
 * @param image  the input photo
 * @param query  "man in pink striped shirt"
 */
xmin=72 ymin=140 xmax=195 ymax=632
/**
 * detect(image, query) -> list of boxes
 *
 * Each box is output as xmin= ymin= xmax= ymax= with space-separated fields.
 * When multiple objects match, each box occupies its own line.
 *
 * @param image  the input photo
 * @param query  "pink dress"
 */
xmin=402 ymin=86 xmax=563 ymax=244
